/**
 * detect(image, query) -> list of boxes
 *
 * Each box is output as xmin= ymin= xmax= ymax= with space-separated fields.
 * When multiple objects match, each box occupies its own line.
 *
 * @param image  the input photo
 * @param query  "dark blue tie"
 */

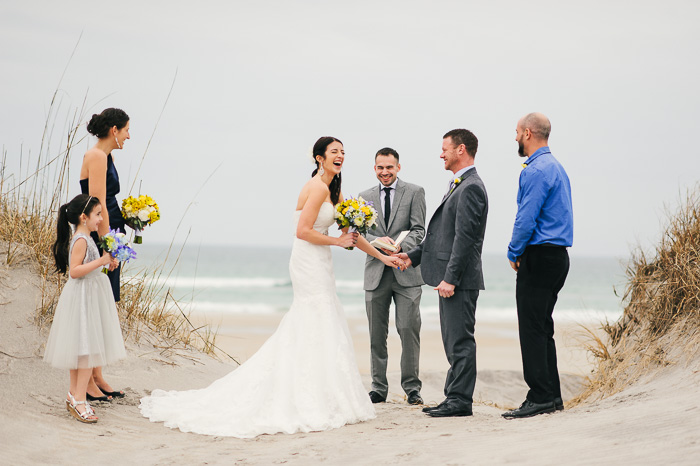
xmin=383 ymin=187 xmax=391 ymax=227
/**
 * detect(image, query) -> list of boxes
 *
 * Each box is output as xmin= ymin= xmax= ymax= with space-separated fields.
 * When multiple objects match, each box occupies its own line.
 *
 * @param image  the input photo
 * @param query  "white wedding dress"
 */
xmin=139 ymin=203 xmax=375 ymax=437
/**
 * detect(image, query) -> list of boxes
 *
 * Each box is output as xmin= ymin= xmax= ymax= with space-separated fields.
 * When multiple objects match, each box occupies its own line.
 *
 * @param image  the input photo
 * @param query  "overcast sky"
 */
xmin=1 ymin=0 xmax=698 ymax=258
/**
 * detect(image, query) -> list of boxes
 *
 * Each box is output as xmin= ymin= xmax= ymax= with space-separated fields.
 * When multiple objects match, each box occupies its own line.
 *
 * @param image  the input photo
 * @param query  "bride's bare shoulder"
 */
xmin=296 ymin=178 xmax=329 ymax=210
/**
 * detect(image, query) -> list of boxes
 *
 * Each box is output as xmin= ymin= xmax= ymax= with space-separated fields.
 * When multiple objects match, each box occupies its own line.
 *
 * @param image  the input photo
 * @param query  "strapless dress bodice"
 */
xmin=293 ymin=202 xmax=335 ymax=234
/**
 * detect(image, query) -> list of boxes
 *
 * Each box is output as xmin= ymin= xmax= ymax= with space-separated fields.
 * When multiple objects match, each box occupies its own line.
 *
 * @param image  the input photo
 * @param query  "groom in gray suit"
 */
xmin=360 ymin=147 xmax=426 ymax=405
xmin=398 ymin=129 xmax=488 ymax=417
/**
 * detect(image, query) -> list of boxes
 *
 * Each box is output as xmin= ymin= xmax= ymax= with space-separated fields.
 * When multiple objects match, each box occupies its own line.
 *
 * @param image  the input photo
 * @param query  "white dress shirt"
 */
xmin=379 ymin=178 xmax=398 ymax=211
xmin=448 ymin=165 xmax=475 ymax=191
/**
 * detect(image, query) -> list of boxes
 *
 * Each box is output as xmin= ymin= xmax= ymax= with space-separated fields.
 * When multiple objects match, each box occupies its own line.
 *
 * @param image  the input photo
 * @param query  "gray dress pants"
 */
xmin=365 ymin=266 xmax=422 ymax=398
xmin=438 ymin=288 xmax=478 ymax=408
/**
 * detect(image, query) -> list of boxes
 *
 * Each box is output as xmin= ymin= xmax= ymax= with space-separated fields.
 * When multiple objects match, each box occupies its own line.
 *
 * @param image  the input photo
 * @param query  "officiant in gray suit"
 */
xmin=398 ymin=129 xmax=488 ymax=418
xmin=360 ymin=147 xmax=426 ymax=405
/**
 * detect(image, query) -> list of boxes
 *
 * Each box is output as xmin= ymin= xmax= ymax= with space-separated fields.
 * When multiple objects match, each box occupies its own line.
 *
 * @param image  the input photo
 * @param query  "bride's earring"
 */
xmin=319 ymin=164 xmax=325 ymax=176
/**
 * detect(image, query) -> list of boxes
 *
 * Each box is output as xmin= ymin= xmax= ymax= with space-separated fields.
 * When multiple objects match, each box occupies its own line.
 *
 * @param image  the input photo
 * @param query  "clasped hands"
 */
xmin=393 ymin=252 xmax=411 ymax=271
xmin=392 ymin=252 xmax=455 ymax=298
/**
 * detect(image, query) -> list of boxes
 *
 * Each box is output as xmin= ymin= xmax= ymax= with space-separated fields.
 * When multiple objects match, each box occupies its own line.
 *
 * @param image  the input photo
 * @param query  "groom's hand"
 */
xmin=394 ymin=253 xmax=411 ymax=271
xmin=434 ymin=281 xmax=455 ymax=298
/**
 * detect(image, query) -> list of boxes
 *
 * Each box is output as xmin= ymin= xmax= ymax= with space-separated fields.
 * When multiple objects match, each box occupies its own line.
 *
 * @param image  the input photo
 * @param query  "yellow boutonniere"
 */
xmin=448 ymin=176 xmax=464 ymax=195
xmin=521 ymin=163 xmax=527 ymax=168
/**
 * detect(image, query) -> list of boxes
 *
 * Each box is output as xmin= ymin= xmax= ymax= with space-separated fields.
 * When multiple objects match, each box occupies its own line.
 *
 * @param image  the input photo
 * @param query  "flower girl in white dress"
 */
xmin=140 ymin=137 xmax=403 ymax=437
xmin=44 ymin=194 xmax=126 ymax=423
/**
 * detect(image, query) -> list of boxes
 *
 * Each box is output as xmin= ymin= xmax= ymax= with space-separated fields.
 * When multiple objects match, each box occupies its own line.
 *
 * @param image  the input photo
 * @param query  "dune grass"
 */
xmin=0 ymin=91 xmax=232 ymax=363
xmin=574 ymin=187 xmax=700 ymax=403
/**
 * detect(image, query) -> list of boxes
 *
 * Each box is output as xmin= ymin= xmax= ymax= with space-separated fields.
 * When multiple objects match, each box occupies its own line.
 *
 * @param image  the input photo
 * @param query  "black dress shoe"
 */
xmin=86 ymin=392 xmax=112 ymax=402
xmin=368 ymin=391 xmax=386 ymax=403
xmin=407 ymin=391 xmax=423 ymax=405
xmin=502 ymin=400 xmax=555 ymax=419
xmin=554 ymin=397 xmax=564 ymax=411
xmin=422 ymin=399 xmax=447 ymax=413
xmin=427 ymin=402 xmax=472 ymax=418
xmin=98 ymin=389 xmax=125 ymax=398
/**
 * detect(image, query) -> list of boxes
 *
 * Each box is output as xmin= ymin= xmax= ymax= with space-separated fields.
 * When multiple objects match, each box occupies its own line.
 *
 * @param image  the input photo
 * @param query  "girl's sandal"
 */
xmin=66 ymin=392 xmax=98 ymax=424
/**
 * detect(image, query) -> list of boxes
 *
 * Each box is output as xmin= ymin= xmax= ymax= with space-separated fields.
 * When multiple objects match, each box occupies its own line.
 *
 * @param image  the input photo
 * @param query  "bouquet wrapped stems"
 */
xmin=134 ymin=228 xmax=143 ymax=244
xmin=346 ymin=226 xmax=359 ymax=250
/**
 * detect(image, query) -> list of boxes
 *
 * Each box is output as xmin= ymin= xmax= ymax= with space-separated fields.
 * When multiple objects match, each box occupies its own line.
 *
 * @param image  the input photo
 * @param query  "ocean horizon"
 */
xmin=123 ymin=243 xmax=627 ymax=326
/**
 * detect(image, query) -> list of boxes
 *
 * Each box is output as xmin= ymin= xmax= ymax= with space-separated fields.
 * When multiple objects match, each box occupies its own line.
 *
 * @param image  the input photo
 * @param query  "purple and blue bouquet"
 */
xmin=99 ymin=229 xmax=137 ymax=273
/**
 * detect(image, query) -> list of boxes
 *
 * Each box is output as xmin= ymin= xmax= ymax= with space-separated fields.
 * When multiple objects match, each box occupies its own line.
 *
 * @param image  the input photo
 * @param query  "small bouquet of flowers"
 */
xmin=334 ymin=196 xmax=378 ymax=250
xmin=99 ymin=230 xmax=137 ymax=273
xmin=121 ymin=195 xmax=160 ymax=244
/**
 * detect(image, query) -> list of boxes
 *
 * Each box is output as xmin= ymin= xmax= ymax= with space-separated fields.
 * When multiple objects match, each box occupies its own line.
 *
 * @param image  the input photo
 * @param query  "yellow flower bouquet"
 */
xmin=334 ymin=196 xmax=377 ymax=250
xmin=121 ymin=195 xmax=160 ymax=244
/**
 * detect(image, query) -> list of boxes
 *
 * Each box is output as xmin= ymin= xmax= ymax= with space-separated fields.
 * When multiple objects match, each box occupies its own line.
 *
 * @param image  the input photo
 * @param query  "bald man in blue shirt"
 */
xmin=503 ymin=113 xmax=573 ymax=419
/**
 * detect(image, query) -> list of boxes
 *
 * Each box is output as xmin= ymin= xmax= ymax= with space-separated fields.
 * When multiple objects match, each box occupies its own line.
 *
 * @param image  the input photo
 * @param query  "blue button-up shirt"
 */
xmin=507 ymin=147 xmax=573 ymax=262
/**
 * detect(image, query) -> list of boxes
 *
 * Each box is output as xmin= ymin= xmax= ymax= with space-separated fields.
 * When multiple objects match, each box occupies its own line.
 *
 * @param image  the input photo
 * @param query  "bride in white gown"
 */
xmin=140 ymin=137 xmax=403 ymax=438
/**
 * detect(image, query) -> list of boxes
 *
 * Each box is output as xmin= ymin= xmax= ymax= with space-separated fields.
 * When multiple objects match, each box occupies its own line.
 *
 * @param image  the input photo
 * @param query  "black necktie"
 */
xmin=383 ymin=187 xmax=391 ymax=227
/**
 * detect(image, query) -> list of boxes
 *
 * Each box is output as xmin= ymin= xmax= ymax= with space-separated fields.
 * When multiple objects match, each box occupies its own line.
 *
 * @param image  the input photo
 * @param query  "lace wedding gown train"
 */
xmin=139 ymin=203 xmax=375 ymax=437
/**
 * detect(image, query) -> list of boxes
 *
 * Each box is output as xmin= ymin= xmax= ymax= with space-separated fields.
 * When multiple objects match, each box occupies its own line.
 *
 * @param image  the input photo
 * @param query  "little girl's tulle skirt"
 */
xmin=43 ymin=271 xmax=126 ymax=369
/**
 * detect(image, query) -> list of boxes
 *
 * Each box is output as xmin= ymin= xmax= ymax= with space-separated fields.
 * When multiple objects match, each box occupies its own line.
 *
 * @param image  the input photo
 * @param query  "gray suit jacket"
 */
xmin=360 ymin=179 xmax=426 ymax=291
xmin=406 ymin=168 xmax=488 ymax=290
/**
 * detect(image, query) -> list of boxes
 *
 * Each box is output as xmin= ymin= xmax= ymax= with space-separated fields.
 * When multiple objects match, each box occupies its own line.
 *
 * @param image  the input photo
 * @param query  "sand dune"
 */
xmin=1 ymin=252 xmax=699 ymax=465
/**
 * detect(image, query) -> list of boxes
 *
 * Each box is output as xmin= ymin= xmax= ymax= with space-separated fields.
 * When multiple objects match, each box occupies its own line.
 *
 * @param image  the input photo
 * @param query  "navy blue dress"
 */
xmin=80 ymin=153 xmax=125 ymax=302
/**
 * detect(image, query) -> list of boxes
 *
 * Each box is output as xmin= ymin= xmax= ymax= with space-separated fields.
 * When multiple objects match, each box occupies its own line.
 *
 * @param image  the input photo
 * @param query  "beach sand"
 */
xmin=191 ymin=311 xmax=592 ymax=408
xmin=1 ymin=252 xmax=699 ymax=465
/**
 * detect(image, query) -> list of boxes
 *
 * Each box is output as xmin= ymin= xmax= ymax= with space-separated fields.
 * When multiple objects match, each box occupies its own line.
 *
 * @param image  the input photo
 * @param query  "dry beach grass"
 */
xmin=573 ymin=188 xmax=700 ymax=405
xmin=0 ymin=94 xmax=223 ymax=360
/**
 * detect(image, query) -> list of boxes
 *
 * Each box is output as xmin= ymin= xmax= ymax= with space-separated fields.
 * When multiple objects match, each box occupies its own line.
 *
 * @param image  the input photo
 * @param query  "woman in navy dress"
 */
xmin=79 ymin=107 xmax=130 ymax=400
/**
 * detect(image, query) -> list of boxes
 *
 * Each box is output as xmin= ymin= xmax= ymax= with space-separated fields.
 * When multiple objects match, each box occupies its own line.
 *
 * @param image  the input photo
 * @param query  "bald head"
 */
xmin=519 ymin=112 xmax=551 ymax=141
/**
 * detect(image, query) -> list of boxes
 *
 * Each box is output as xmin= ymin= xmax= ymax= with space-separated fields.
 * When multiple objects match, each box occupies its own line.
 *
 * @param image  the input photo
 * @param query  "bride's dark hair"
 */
xmin=311 ymin=136 xmax=342 ymax=205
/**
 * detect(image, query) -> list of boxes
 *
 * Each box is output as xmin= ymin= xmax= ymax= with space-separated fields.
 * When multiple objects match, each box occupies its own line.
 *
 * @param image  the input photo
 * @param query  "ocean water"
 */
xmin=126 ymin=244 xmax=627 ymax=325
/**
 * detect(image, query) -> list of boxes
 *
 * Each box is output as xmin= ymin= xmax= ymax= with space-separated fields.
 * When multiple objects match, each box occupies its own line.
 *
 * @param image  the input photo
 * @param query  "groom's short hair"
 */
xmin=444 ymin=129 xmax=478 ymax=158
xmin=375 ymin=147 xmax=399 ymax=162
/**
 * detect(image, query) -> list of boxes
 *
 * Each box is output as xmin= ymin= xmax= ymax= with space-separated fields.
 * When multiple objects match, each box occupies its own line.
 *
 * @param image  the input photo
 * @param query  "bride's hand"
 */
xmin=379 ymin=254 xmax=403 ymax=269
xmin=335 ymin=232 xmax=358 ymax=248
